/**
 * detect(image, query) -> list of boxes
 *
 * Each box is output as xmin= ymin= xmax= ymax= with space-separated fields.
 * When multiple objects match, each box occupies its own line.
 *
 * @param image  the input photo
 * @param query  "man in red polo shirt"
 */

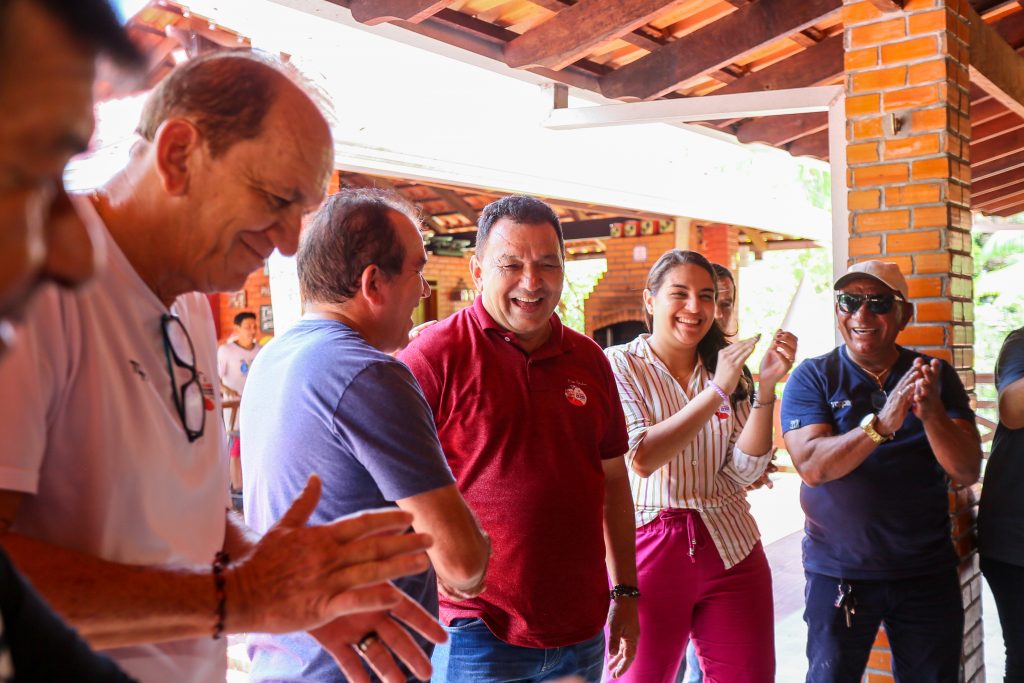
xmin=399 ymin=195 xmax=639 ymax=682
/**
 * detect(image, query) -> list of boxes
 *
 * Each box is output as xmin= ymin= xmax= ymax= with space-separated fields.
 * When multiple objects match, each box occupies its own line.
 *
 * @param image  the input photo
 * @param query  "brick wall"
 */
xmin=218 ymin=268 xmax=272 ymax=344
xmin=842 ymin=1 xmax=980 ymax=681
xmin=424 ymin=253 xmax=475 ymax=320
xmin=584 ymin=230 xmax=676 ymax=336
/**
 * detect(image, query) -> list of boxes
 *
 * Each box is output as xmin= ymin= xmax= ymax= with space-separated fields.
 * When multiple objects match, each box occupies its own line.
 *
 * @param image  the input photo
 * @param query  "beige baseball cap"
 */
xmin=833 ymin=260 xmax=909 ymax=299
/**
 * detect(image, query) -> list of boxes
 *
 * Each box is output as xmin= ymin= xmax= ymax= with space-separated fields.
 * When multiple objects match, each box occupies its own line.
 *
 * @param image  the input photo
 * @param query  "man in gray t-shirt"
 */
xmin=242 ymin=189 xmax=490 ymax=682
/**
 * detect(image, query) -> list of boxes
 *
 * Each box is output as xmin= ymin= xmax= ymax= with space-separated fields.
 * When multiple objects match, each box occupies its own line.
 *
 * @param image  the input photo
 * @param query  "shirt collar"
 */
xmin=469 ymin=296 xmax=572 ymax=356
xmin=627 ymin=334 xmax=706 ymax=389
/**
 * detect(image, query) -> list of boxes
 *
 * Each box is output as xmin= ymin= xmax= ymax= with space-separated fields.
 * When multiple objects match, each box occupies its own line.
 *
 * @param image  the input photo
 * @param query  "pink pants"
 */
xmin=608 ymin=509 xmax=775 ymax=683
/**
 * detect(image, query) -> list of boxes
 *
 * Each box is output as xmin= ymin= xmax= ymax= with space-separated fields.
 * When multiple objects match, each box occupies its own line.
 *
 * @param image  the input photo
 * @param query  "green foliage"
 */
xmin=558 ymin=258 xmax=608 ymax=333
xmin=796 ymin=163 xmax=832 ymax=211
xmin=973 ymin=230 xmax=1024 ymax=375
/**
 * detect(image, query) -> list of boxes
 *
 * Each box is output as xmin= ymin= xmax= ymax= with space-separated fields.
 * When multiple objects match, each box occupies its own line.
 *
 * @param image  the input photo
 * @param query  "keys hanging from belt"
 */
xmin=834 ymin=580 xmax=857 ymax=628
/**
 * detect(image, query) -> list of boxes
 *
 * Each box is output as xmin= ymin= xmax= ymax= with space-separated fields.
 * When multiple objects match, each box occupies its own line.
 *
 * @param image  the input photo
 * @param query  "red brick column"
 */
xmin=842 ymin=1 xmax=980 ymax=681
xmin=700 ymin=223 xmax=740 ymax=272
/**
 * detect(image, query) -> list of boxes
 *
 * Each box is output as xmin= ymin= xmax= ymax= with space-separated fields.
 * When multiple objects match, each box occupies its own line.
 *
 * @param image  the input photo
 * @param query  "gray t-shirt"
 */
xmin=979 ymin=327 xmax=1024 ymax=566
xmin=241 ymin=318 xmax=455 ymax=682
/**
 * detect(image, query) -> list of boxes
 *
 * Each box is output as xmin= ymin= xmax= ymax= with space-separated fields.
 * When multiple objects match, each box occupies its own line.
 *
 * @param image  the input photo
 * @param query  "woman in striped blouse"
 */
xmin=604 ymin=249 xmax=796 ymax=683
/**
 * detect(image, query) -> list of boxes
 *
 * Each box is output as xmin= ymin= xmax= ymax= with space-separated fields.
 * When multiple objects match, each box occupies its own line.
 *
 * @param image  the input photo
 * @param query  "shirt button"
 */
xmin=691 ymin=460 xmax=697 ymax=465
xmin=504 ymin=337 xmax=511 ymax=342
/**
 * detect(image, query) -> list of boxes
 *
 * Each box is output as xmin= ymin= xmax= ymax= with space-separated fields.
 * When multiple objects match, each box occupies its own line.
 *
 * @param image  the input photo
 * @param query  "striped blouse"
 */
xmin=605 ymin=334 xmax=769 ymax=569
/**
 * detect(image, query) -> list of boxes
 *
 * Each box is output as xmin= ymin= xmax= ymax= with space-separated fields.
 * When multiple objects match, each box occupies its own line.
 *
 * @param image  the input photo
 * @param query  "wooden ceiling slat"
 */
xmin=971 ymin=126 xmax=1024 ymax=166
xmin=972 ymin=168 xmax=1024 ymax=199
xmin=972 ymin=111 xmax=1024 ymax=143
xmin=970 ymin=5 xmax=1024 ymax=121
xmin=714 ymin=33 xmax=843 ymax=95
xmin=349 ymin=0 xmax=450 ymax=25
xmin=974 ymin=185 xmax=1024 ymax=211
xmin=503 ymin=0 xmax=688 ymax=70
xmin=974 ymin=148 xmax=1024 ymax=182
xmin=598 ymin=0 xmax=842 ymax=100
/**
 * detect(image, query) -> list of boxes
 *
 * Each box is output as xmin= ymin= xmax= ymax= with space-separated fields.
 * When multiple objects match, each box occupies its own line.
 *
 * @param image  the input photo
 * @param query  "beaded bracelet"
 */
xmin=708 ymin=381 xmax=731 ymax=415
xmin=751 ymin=391 xmax=776 ymax=409
xmin=212 ymin=550 xmax=230 ymax=640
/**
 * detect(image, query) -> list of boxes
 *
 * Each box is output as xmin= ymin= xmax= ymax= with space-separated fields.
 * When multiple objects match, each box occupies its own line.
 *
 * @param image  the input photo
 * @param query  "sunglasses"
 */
xmin=836 ymin=293 xmax=901 ymax=315
xmin=161 ymin=313 xmax=206 ymax=443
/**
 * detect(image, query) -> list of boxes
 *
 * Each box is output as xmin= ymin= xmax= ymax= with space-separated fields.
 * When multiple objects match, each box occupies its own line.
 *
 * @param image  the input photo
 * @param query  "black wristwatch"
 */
xmin=610 ymin=584 xmax=641 ymax=600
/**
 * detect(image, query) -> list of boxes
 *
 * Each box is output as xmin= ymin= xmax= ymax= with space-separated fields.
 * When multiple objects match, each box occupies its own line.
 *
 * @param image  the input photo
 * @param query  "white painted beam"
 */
xmin=543 ymin=86 xmax=844 ymax=130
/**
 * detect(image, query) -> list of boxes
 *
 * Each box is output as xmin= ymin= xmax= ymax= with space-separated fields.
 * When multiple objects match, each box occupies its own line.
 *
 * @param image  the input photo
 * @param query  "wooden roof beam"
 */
xmin=973 ymin=148 xmax=1024 ymax=181
xmin=864 ymin=0 xmax=905 ymax=11
xmin=735 ymin=111 xmax=828 ymax=145
xmin=504 ymin=0 xmax=689 ymax=70
xmin=787 ymin=129 xmax=830 ymax=159
xmin=598 ymin=0 xmax=841 ymax=100
xmin=972 ymin=168 xmax=1024 ymax=199
xmin=349 ymin=0 xmax=449 ymax=26
xmin=431 ymin=186 xmax=481 ymax=224
xmin=968 ymin=5 xmax=1024 ymax=121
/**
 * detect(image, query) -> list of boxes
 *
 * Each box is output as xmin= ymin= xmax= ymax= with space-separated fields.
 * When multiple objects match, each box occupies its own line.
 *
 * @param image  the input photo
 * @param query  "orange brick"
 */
xmin=857 ymin=210 xmax=911 ymax=232
xmin=850 ymin=235 xmax=882 ymax=256
xmin=911 ymin=106 xmax=949 ymax=132
xmin=908 ymin=8 xmax=949 ymax=35
xmin=889 ymin=229 xmax=941 ymax=252
xmin=908 ymin=58 xmax=950 ymax=85
xmin=906 ymin=276 xmax=943 ymax=297
xmin=881 ymin=37 xmax=938 ymax=65
xmin=883 ymin=85 xmax=940 ymax=111
xmin=850 ymin=17 xmax=907 ymax=48
xmin=847 ymin=93 xmax=881 ymax=118
xmin=866 ymin=673 xmax=896 ymax=683
xmin=884 ymin=133 xmax=941 ymax=159
xmin=915 ymin=252 xmax=952 ymax=273
xmin=842 ymin=1 xmax=885 ymax=25
xmin=853 ymin=116 xmax=885 ymax=140
xmin=850 ymin=189 xmax=881 ymax=210
xmin=853 ymin=163 xmax=909 ymax=186
xmin=885 ymin=183 xmax=943 ymax=205
xmin=897 ymin=324 xmax=946 ymax=346
xmin=849 ymin=141 xmax=881 ymax=164
xmin=904 ymin=0 xmax=940 ymax=8
xmin=851 ymin=66 xmax=907 ymax=93
xmin=914 ymin=205 xmax=949 ymax=227
xmin=845 ymin=47 xmax=879 ymax=70
xmin=911 ymin=157 xmax=950 ymax=180
xmin=917 ymin=300 xmax=954 ymax=322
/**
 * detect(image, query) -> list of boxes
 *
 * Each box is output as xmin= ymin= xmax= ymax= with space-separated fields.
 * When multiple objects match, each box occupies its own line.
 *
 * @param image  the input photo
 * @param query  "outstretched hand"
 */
xmin=227 ymin=475 xmax=433 ymax=635
xmin=311 ymin=587 xmax=447 ymax=683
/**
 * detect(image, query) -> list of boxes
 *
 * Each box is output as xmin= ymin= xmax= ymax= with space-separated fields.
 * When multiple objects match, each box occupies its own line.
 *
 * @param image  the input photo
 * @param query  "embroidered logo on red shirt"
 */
xmin=565 ymin=384 xmax=588 ymax=407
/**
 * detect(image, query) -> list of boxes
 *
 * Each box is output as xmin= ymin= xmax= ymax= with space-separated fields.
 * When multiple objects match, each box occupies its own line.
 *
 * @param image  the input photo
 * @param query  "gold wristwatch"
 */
xmin=859 ymin=413 xmax=893 ymax=445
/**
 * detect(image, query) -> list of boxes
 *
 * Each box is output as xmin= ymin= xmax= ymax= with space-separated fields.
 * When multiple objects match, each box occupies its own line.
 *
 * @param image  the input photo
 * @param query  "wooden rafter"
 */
xmin=788 ymin=129 xmax=829 ymax=159
xmin=864 ymin=0 xmax=905 ymax=12
xmin=972 ymin=112 xmax=1024 ymax=143
xmin=973 ymin=171 xmax=1024 ymax=199
xmin=972 ymin=126 xmax=1024 ymax=165
xmin=504 ymin=0 xmax=688 ymax=70
xmin=974 ymin=148 xmax=1024 ymax=181
xmin=598 ymin=0 xmax=842 ymax=100
xmin=349 ymin=0 xmax=449 ymax=26
xmin=431 ymin=186 xmax=481 ymax=224
xmin=714 ymin=34 xmax=843 ymax=96
xmin=969 ymin=5 xmax=1024 ymax=120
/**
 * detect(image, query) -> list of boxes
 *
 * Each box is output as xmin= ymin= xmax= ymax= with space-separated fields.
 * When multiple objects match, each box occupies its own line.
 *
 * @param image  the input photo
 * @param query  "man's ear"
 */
xmin=153 ymin=118 xmax=202 ymax=196
xmin=360 ymin=264 xmax=384 ymax=306
xmin=469 ymin=254 xmax=483 ymax=291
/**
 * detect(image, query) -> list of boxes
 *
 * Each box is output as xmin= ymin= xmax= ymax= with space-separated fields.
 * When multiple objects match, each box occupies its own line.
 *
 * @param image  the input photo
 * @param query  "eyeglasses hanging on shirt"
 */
xmin=161 ymin=313 xmax=206 ymax=442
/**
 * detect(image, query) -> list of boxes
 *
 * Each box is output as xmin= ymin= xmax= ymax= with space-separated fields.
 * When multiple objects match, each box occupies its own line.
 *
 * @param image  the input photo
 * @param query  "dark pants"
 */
xmin=804 ymin=569 xmax=963 ymax=683
xmin=982 ymin=555 xmax=1024 ymax=682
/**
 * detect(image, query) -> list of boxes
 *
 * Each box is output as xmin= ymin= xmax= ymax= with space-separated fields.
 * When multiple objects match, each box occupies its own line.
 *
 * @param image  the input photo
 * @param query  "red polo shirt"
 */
xmin=399 ymin=298 xmax=628 ymax=648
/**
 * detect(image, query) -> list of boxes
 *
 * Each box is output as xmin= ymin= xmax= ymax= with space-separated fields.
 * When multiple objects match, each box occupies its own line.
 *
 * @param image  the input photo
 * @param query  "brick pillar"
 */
xmin=700 ymin=223 xmax=740 ymax=272
xmin=842 ymin=2 xmax=980 ymax=681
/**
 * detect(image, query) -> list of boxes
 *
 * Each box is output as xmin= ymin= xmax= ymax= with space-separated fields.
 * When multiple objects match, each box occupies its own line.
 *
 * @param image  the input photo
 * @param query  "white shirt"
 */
xmin=217 ymin=340 xmax=259 ymax=395
xmin=0 ymin=196 xmax=228 ymax=682
xmin=605 ymin=335 xmax=768 ymax=569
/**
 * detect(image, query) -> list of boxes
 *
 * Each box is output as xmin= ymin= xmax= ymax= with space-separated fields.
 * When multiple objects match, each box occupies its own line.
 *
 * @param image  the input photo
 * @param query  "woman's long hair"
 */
xmin=644 ymin=250 xmax=751 ymax=402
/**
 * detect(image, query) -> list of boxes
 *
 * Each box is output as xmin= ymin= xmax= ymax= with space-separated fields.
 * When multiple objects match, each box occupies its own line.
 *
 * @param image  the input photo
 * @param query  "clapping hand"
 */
xmin=758 ymin=330 xmax=797 ymax=387
xmin=713 ymin=336 xmax=759 ymax=394
xmin=876 ymin=362 xmax=924 ymax=436
xmin=910 ymin=357 xmax=944 ymax=422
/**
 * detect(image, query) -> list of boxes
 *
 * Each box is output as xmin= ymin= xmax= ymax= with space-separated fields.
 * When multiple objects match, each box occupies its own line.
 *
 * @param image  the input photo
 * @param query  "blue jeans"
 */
xmin=804 ymin=569 xmax=963 ymax=683
xmin=982 ymin=555 xmax=1024 ymax=682
xmin=430 ymin=617 xmax=605 ymax=683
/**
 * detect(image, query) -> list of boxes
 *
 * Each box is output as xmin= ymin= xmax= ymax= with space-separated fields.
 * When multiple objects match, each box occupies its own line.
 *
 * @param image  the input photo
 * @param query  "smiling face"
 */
xmin=471 ymin=218 xmax=564 ymax=353
xmin=645 ymin=262 xmax=717 ymax=352
xmin=836 ymin=276 xmax=911 ymax=365
xmin=172 ymin=83 xmax=333 ymax=295
xmin=0 ymin=0 xmax=100 ymax=347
